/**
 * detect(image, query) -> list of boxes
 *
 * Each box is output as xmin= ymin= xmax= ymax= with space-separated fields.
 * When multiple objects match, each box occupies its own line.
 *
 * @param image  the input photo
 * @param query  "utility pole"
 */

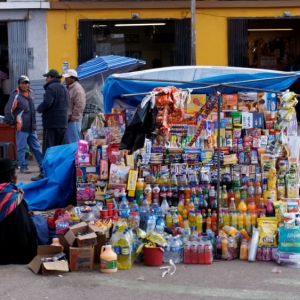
xmin=191 ymin=0 xmax=196 ymax=65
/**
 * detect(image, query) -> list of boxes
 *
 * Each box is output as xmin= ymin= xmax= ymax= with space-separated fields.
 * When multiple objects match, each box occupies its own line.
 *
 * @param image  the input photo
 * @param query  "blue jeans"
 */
xmin=66 ymin=121 xmax=81 ymax=143
xmin=16 ymin=130 xmax=43 ymax=170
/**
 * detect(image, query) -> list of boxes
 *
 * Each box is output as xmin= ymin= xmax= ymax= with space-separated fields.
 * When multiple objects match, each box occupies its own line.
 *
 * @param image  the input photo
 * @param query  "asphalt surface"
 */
xmin=0 ymin=260 xmax=299 ymax=300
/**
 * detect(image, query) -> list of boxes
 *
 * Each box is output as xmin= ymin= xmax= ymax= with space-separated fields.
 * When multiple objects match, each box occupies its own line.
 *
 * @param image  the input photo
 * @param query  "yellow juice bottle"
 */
xmin=238 ymin=211 xmax=244 ymax=230
xmin=231 ymin=210 xmax=238 ymax=228
xmin=196 ymin=211 xmax=203 ymax=232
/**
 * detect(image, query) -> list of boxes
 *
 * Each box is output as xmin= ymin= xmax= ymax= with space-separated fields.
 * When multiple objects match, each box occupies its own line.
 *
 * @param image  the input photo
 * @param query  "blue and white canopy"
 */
xmin=103 ymin=66 xmax=300 ymax=113
xmin=76 ymin=55 xmax=146 ymax=80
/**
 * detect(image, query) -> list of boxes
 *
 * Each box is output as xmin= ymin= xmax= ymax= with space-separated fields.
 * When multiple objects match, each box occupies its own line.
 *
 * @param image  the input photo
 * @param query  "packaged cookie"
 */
xmin=222 ymin=94 xmax=238 ymax=111
xmin=238 ymin=92 xmax=258 ymax=112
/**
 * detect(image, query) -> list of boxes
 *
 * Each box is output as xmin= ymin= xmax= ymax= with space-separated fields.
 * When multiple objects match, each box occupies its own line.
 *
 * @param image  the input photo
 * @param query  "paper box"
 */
xmin=69 ymin=246 xmax=94 ymax=271
xmin=28 ymin=246 xmax=69 ymax=275
xmin=238 ymin=92 xmax=257 ymax=112
xmin=64 ymin=222 xmax=98 ymax=248
xmin=76 ymin=166 xmax=100 ymax=183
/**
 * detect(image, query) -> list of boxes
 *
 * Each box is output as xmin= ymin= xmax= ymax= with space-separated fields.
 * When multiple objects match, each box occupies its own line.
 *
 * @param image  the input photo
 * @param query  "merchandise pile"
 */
xmin=32 ymin=87 xmax=300 ymax=274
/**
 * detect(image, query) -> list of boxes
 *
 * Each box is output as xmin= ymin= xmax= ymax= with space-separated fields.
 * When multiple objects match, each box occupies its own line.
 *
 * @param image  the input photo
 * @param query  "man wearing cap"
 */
xmin=4 ymin=75 xmax=44 ymax=177
xmin=62 ymin=69 xmax=86 ymax=143
xmin=37 ymin=69 xmax=69 ymax=157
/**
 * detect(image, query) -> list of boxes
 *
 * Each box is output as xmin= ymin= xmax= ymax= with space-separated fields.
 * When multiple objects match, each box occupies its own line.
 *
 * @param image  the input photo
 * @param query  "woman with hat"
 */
xmin=0 ymin=158 xmax=37 ymax=264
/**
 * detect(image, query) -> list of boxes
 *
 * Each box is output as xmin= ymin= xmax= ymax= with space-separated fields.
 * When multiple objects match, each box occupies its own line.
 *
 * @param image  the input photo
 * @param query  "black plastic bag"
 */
xmin=119 ymin=101 xmax=153 ymax=153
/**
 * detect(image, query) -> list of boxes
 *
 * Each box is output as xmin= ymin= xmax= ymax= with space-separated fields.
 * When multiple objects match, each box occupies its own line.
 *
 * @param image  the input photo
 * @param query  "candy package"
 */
xmin=258 ymin=217 xmax=278 ymax=247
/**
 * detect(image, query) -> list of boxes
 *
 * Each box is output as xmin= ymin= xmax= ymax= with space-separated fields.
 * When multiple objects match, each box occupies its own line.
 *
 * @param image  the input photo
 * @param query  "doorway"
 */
xmin=78 ymin=19 xmax=191 ymax=69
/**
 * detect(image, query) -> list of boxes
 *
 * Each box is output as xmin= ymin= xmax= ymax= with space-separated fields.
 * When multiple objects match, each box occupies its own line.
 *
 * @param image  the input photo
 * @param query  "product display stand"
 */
xmin=120 ymin=76 xmax=300 ymax=229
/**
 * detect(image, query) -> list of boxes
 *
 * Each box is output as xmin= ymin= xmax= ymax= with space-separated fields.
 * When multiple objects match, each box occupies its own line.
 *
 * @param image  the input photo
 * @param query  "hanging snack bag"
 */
xmin=258 ymin=217 xmax=278 ymax=247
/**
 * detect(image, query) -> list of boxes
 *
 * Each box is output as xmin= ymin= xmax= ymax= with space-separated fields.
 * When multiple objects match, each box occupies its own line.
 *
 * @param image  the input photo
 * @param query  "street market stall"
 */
xmin=20 ymin=66 xmax=300 ymax=273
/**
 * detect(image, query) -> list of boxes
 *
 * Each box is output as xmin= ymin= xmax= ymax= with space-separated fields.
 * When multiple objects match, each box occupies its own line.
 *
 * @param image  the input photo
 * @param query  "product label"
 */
xmin=121 ymin=246 xmax=130 ymax=256
xmin=119 ymin=209 xmax=130 ymax=218
xmin=113 ymin=246 xmax=120 ymax=254
xmin=101 ymin=259 xmax=117 ymax=269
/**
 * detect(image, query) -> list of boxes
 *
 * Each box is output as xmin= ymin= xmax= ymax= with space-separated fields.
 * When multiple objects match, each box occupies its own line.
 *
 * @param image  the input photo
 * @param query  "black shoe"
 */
xmin=31 ymin=173 xmax=45 ymax=181
xmin=20 ymin=167 xmax=31 ymax=174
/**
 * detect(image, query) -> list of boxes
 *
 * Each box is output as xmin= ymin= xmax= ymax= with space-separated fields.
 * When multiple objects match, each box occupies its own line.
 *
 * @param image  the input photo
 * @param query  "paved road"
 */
xmin=0 ymin=260 xmax=299 ymax=300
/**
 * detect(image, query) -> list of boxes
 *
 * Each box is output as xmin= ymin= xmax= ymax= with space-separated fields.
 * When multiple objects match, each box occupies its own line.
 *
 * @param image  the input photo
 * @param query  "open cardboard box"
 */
xmin=28 ymin=246 xmax=69 ymax=275
xmin=64 ymin=222 xmax=98 ymax=248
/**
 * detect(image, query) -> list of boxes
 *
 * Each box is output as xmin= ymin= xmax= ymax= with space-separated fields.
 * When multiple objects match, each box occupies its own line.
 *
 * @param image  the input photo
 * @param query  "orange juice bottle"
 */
xmin=251 ymin=211 xmax=258 ymax=230
xmin=136 ymin=178 xmax=145 ymax=205
xmin=239 ymin=240 xmax=249 ymax=260
xmin=237 ymin=197 xmax=247 ymax=212
xmin=254 ymin=181 xmax=262 ymax=207
xmin=188 ymin=199 xmax=195 ymax=211
xmin=234 ymin=188 xmax=240 ymax=209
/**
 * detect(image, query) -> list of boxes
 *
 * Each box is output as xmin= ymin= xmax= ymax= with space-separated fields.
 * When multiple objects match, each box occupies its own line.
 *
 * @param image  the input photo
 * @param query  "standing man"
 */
xmin=62 ymin=69 xmax=86 ymax=143
xmin=37 ymin=69 xmax=69 ymax=155
xmin=4 ymin=75 xmax=44 ymax=178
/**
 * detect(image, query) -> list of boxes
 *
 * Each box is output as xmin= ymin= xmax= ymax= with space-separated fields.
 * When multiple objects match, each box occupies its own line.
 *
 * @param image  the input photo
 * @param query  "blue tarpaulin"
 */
xmin=103 ymin=66 xmax=300 ymax=113
xmin=20 ymin=143 xmax=78 ymax=211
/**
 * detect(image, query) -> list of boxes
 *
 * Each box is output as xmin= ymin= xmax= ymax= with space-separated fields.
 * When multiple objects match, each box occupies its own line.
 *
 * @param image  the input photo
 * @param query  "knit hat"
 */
xmin=0 ymin=158 xmax=15 ymax=174
xmin=43 ymin=69 xmax=62 ymax=78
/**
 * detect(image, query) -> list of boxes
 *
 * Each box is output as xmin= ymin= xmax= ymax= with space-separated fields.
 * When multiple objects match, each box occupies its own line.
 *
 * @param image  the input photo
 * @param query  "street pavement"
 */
xmin=17 ymin=157 xmax=41 ymax=185
xmin=0 ymin=259 xmax=300 ymax=300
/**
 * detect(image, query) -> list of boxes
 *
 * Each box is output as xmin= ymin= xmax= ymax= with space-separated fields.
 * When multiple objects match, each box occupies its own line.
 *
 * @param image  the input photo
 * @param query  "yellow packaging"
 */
xmin=273 ymin=200 xmax=287 ymax=224
xmin=126 ymin=155 xmax=134 ymax=167
xmin=186 ymin=94 xmax=207 ymax=113
xmin=263 ymin=190 xmax=277 ymax=203
xmin=258 ymin=217 xmax=278 ymax=247
xmin=126 ymin=169 xmax=138 ymax=197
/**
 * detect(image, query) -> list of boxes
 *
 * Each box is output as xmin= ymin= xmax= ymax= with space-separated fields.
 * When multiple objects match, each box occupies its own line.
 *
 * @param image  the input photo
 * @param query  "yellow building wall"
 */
xmin=47 ymin=7 xmax=300 ymax=71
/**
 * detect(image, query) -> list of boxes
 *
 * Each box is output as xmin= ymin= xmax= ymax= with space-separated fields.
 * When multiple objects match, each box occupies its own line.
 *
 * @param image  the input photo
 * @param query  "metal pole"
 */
xmin=216 ymin=89 xmax=221 ymax=231
xmin=191 ymin=0 xmax=196 ymax=65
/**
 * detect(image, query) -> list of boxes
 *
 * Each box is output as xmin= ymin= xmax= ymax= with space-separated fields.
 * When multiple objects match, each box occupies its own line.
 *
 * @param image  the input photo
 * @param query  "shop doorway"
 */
xmin=228 ymin=17 xmax=300 ymax=71
xmin=78 ymin=19 xmax=191 ymax=69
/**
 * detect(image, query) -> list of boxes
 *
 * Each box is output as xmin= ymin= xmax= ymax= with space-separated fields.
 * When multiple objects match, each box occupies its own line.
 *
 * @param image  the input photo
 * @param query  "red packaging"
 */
xmin=105 ymin=113 xmax=125 ymax=127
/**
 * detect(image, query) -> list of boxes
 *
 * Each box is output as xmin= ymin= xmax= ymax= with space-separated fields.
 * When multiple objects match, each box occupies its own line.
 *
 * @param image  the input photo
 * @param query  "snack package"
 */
xmin=258 ymin=217 xmax=278 ymax=247
xmin=222 ymin=94 xmax=238 ymax=111
xmin=238 ymin=92 xmax=257 ymax=112
xmin=105 ymin=113 xmax=125 ymax=127
xmin=104 ymin=125 xmax=125 ymax=144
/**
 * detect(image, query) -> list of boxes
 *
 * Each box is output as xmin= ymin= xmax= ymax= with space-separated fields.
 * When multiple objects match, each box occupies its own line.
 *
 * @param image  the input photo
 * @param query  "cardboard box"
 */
xmin=28 ymin=246 xmax=69 ymax=275
xmin=69 ymin=246 xmax=95 ymax=271
xmin=64 ymin=222 xmax=98 ymax=248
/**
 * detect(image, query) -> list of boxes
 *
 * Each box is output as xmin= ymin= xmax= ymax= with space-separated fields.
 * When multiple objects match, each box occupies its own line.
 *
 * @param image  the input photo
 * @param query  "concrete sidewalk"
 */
xmin=17 ymin=157 xmax=41 ymax=184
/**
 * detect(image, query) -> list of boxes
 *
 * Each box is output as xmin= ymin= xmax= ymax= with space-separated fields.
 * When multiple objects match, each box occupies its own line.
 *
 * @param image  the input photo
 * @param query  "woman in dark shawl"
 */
xmin=0 ymin=158 xmax=37 ymax=264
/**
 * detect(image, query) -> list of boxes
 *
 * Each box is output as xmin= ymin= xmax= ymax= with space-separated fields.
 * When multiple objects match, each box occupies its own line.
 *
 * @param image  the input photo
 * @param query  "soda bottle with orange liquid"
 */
xmin=211 ymin=210 xmax=218 ymax=234
xmin=234 ymin=188 xmax=240 ymax=209
xmin=254 ymin=182 xmax=262 ymax=207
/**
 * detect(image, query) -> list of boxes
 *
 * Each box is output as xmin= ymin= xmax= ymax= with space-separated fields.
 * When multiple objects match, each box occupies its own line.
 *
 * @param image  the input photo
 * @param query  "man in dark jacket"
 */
xmin=4 ymin=75 xmax=43 ymax=176
xmin=37 ymin=69 xmax=70 ymax=156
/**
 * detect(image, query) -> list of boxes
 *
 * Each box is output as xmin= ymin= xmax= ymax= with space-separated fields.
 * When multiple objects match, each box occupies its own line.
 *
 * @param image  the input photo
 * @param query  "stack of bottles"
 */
xmin=109 ymin=220 xmax=135 ymax=270
xmin=183 ymin=236 xmax=213 ymax=265
xmin=163 ymin=234 xmax=184 ymax=264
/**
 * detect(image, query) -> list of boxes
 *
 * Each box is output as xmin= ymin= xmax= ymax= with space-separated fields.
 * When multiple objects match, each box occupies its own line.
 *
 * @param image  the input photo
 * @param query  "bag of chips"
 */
xmin=258 ymin=217 xmax=278 ymax=247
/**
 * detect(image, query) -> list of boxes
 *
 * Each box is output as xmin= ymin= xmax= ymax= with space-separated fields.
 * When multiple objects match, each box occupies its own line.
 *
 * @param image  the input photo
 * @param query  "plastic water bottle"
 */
xmin=139 ymin=198 xmax=150 ymax=231
xmin=130 ymin=200 xmax=139 ymax=213
xmin=155 ymin=215 xmax=165 ymax=234
xmin=177 ymin=236 xmax=184 ymax=263
xmin=163 ymin=236 xmax=171 ymax=263
xmin=151 ymin=199 xmax=159 ymax=213
xmin=161 ymin=196 xmax=170 ymax=216
xmin=170 ymin=236 xmax=180 ymax=263
xmin=119 ymin=188 xmax=127 ymax=203
xmin=146 ymin=209 xmax=156 ymax=232
xmin=119 ymin=196 xmax=130 ymax=219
